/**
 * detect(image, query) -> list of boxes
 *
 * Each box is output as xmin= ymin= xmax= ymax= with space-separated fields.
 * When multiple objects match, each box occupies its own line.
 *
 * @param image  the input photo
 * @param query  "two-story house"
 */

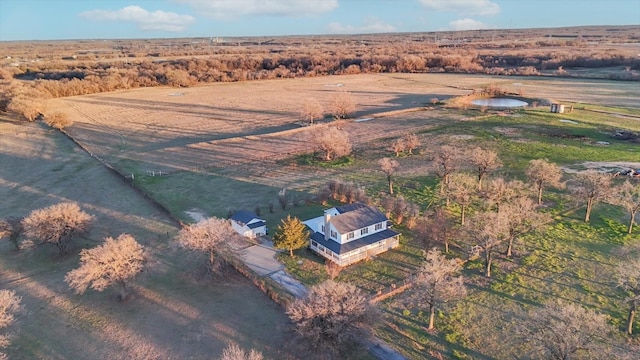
xmin=303 ymin=203 xmax=400 ymax=266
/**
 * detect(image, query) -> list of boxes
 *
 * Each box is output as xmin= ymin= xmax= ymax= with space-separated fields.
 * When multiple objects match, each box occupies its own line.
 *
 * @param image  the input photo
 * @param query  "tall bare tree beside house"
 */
xmin=310 ymin=126 xmax=352 ymax=161
xmin=329 ymin=90 xmax=356 ymax=119
xmin=433 ymin=145 xmax=462 ymax=203
xmin=469 ymin=147 xmax=502 ymax=190
xmin=286 ymin=280 xmax=377 ymax=353
xmin=379 ymin=157 xmax=400 ymax=194
xmin=448 ymin=173 xmax=477 ymax=225
xmin=570 ymin=170 xmax=612 ymax=222
xmin=615 ymin=243 xmax=640 ymax=335
xmin=408 ymin=249 xmax=466 ymax=330
xmin=21 ymin=202 xmax=94 ymax=255
xmin=0 ymin=289 xmax=21 ymax=358
xmin=301 ymin=99 xmax=324 ymax=125
xmin=610 ymin=180 xmax=640 ymax=234
xmin=414 ymin=207 xmax=458 ymax=253
xmin=516 ymin=300 xmax=614 ymax=360
xmin=177 ymin=217 xmax=233 ymax=273
xmin=65 ymin=234 xmax=145 ymax=301
xmin=526 ymin=159 xmax=564 ymax=205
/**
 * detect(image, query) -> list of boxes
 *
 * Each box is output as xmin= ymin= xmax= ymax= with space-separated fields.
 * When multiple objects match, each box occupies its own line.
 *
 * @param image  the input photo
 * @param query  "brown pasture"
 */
xmin=49 ymin=73 xmax=640 ymax=189
xmin=0 ymin=118 xmax=323 ymax=360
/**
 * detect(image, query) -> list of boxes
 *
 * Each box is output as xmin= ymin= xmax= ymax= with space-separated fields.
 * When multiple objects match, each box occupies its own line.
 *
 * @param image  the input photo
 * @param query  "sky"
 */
xmin=0 ymin=0 xmax=638 ymax=41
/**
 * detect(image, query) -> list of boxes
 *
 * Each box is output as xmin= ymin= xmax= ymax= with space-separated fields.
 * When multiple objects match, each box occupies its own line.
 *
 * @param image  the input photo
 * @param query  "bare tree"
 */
xmin=405 ymin=202 xmax=420 ymax=229
xmin=272 ymin=215 xmax=309 ymax=257
xmin=329 ymin=90 xmax=356 ymax=119
xmin=301 ymin=99 xmax=324 ymax=125
xmin=516 ymin=300 xmax=613 ymax=360
xmin=409 ymin=249 xmax=466 ymax=330
xmin=467 ymin=211 xmax=508 ymax=277
xmin=469 ymin=147 xmax=502 ymax=190
xmin=610 ymin=180 xmax=640 ymax=234
xmin=448 ymin=173 xmax=477 ymax=225
xmin=391 ymin=196 xmax=408 ymax=224
xmin=65 ymin=234 xmax=145 ymax=301
xmin=390 ymin=138 xmax=406 ymax=157
xmin=0 ymin=217 xmax=22 ymax=251
xmin=325 ymin=260 xmax=343 ymax=280
xmin=378 ymin=157 xmax=400 ymax=194
xmin=571 ymin=170 xmax=612 ymax=222
xmin=220 ymin=342 xmax=264 ymax=360
xmin=433 ymin=145 xmax=462 ymax=201
xmin=615 ymin=243 xmax=640 ymax=335
xmin=177 ymin=217 xmax=233 ymax=272
xmin=415 ymin=207 xmax=458 ymax=253
xmin=21 ymin=202 xmax=94 ymax=255
xmin=311 ymin=126 xmax=352 ymax=161
xmin=0 ymin=290 xmax=21 ymax=356
xmin=501 ymin=197 xmax=551 ymax=257
xmin=380 ymin=195 xmax=395 ymax=219
xmin=403 ymin=133 xmax=420 ymax=155
xmin=482 ymin=178 xmax=526 ymax=212
xmin=286 ymin=280 xmax=377 ymax=352
xmin=526 ymin=159 xmax=564 ymax=205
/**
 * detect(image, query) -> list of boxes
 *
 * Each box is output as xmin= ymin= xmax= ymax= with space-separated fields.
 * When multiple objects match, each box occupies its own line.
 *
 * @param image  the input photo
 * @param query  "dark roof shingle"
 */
xmin=329 ymin=206 xmax=388 ymax=234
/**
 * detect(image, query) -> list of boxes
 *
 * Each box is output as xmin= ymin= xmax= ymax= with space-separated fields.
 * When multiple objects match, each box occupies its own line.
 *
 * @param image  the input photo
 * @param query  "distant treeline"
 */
xmin=1 ymin=29 xmax=639 ymax=119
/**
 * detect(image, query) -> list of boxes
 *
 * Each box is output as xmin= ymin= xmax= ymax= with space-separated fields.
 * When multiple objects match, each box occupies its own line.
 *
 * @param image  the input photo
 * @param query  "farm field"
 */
xmin=48 ymin=73 xmax=640 ymax=222
xmin=0 ymin=117 xmax=327 ymax=360
xmin=4 ymin=71 xmax=640 ymax=359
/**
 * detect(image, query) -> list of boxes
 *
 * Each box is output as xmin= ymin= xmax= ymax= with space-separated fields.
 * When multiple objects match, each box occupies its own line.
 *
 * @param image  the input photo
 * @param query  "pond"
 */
xmin=471 ymin=98 xmax=529 ymax=107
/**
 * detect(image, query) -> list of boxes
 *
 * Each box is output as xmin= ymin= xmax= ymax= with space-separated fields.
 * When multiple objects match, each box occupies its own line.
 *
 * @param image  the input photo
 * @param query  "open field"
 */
xmin=48 ymin=73 xmax=640 ymax=223
xmin=5 ymin=70 xmax=640 ymax=359
xmin=0 ymin=117 xmax=327 ymax=360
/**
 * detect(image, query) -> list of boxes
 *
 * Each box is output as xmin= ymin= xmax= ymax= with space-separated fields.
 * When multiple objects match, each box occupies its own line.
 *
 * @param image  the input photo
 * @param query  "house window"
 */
xmin=347 ymin=232 xmax=354 ymax=240
xmin=330 ymin=230 xmax=337 ymax=239
xmin=361 ymin=227 xmax=369 ymax=236
xmin=321 ymin=225 xmax=325 ymax=232
xmin=375 ymin=222 xmax=383 ymax=230
xmin=311 ymin=241 xmax=318 ymax=247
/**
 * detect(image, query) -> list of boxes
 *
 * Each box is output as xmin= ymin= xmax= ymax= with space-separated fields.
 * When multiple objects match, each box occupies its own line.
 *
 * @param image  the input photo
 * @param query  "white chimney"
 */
xmin=324 ymin=212 xmax=331 ymax=240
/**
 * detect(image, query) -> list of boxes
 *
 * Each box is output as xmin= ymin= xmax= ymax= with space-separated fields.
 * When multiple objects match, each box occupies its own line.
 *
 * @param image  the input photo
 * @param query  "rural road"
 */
xmin=239 ymin=239 xmax=308 ymax=298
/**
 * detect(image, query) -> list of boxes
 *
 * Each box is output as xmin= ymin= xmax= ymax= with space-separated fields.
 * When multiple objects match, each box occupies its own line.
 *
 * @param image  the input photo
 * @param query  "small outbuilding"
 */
xmin=230 ymin=210 xmax=267 ymax=239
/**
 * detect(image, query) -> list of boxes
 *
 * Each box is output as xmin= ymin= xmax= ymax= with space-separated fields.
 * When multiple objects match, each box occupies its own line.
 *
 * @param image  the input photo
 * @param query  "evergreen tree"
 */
xmin=273 ymin=215 xmax=309 ymax=257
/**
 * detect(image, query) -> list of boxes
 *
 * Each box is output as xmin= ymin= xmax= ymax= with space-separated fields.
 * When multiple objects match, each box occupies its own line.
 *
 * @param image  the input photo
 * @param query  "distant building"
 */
xmin=550 ymin=103 xmax=565 ymax=113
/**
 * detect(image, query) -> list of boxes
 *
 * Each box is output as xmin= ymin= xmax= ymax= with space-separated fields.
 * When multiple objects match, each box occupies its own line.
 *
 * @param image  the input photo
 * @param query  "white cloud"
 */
xmin=328 ymin=17 xmax=396 ymax=34
xmin=79 ymin=6 xmax=195 ymax=32
xmin=418 ymin=0 xmax=500 ymax=16
xmin=174 ymin=0 xmax=338 ymax=18
xmin=449 ymin=18 xmax=487 ymax=31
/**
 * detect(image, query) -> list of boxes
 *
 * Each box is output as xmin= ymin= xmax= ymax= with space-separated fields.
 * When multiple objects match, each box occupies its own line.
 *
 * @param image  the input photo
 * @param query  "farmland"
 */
xmin=0 ymin=118 xmax=327 ymax=360
xmin=2 ymin=68 xmax=640 ymax=359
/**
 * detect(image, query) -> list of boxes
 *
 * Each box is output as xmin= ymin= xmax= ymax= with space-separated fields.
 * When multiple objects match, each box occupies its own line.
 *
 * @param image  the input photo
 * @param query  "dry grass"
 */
xmin=0 ymin=117 xmax=322 ymax=360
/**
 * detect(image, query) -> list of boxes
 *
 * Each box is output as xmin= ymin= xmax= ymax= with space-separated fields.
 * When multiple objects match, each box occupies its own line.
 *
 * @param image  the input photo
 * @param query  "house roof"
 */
xmin=329 ymin=205 xmax=388 ymax=234
xmin=230 ymin=210 xmax=261 ymax=225
xmin=311 ymin=229 xmax=399 ymax=255
xmin=247 ymin=221 xmax=265 ymax=229
xmin=335 ymin=202 xmax=367 ymax=214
